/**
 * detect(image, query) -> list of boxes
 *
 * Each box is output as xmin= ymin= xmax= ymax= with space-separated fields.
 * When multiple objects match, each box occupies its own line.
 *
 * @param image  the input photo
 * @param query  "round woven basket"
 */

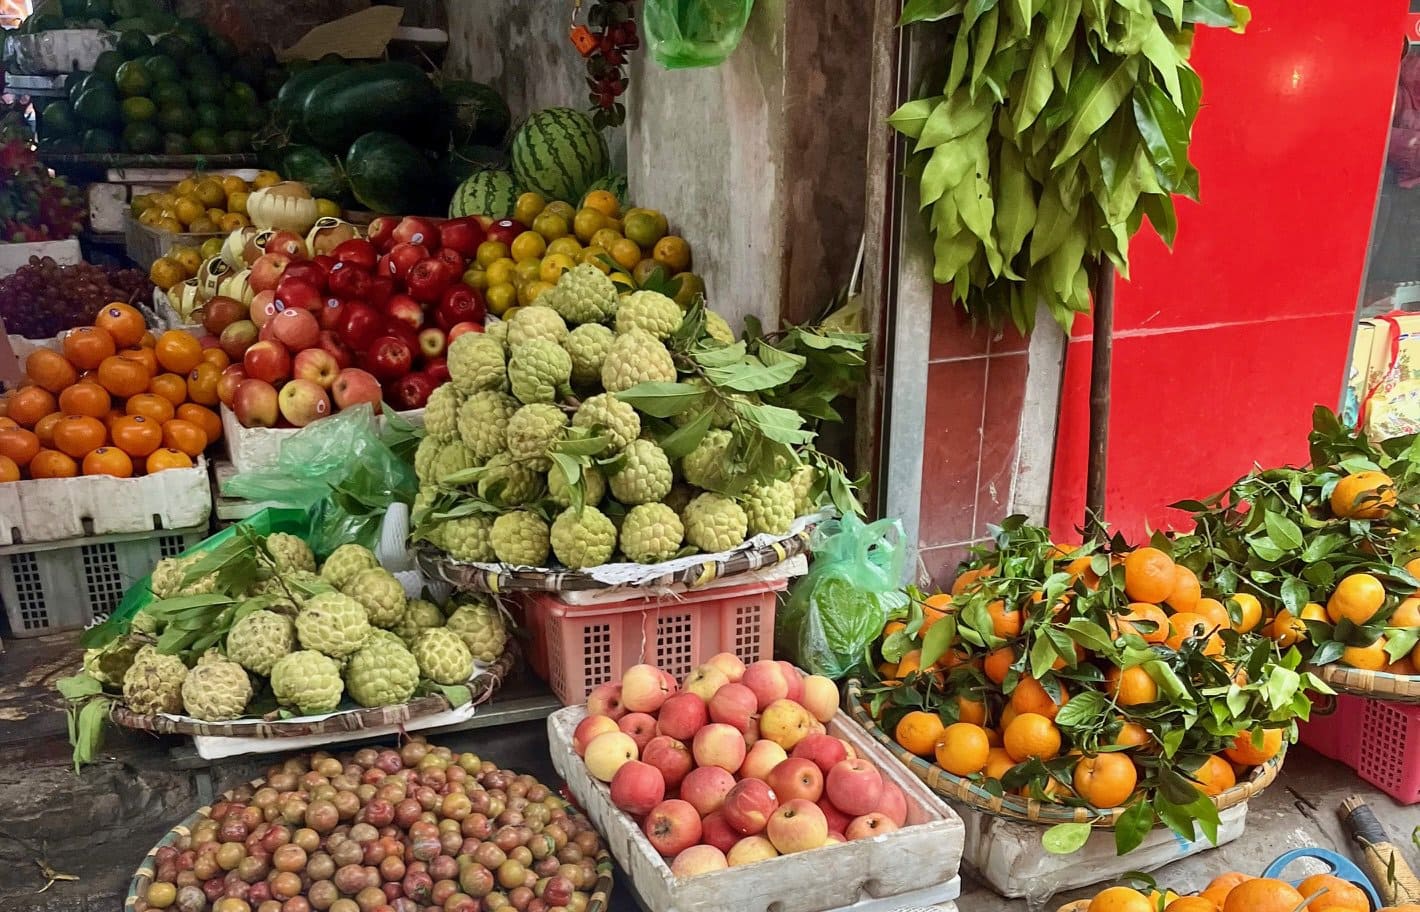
xmin=111 ymin=645 xmax=517 ymax=738
xmin=845 ymin=680 xmax=1283 ymax=827
xmin=126 ymin=773 xmax=616 ymax=912
xmin=1308 ymin=663 xmax=1420 ymax=704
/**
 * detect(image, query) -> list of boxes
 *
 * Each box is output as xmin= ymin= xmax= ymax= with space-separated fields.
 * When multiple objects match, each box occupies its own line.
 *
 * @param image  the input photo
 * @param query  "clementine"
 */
xmin=1124 ymin=547 xmax=1177 ymax=602
xmin=52 ymin=415 xmax=107 ymax=459
xmin=935 ymin=722 xmax=991 ymax=776
xmin=82 ymin=446 xmax=133 ymax=477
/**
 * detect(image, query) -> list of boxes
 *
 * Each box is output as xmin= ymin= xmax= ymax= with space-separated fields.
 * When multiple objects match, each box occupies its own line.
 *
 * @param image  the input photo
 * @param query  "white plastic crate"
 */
xmin=221 ymin=404 xmax=425 ymax=473
xmin=0 ymin=526 xmax=206 ymax=637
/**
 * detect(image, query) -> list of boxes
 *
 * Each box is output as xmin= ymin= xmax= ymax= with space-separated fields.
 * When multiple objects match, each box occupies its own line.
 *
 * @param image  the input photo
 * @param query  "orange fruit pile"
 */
xmin=0 ymin=304 xmax=222 ymax=481
xmin=1083 ymin=871 xmax=1391 ymax=912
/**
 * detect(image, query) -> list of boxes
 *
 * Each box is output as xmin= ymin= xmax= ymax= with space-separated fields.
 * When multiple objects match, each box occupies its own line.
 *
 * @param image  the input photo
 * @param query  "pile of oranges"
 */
xmin=0 ymin=302 xmax=223 ymax=482
xmin=1081 ymin=871 xmax=1416 ymax=912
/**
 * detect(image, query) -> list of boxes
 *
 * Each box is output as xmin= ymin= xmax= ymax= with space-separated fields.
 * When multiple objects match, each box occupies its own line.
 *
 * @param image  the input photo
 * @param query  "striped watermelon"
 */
xmin=511 ymin=108 xmax=609 ymax=204
xmin=449 ymin=169 xmax=520 ymax=219
xmin=583 ymin=172 xmax=629 ymax=206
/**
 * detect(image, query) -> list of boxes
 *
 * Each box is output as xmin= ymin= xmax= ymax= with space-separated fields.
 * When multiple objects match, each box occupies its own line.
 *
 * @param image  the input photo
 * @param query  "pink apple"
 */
xmin=778 ymin=661 xmax=804 ymax=703
xmin=708 ymin=683 xmax=757 ymax=733
xmin=742 ymin=661 xmax=791 ymax=711
xmin=584 ymin=731 xmax=638 ymax=783
xmin=586 ymin=683 xmax=626 ymax=720
xmin=573 ymin=715 xmax=620 ymax=756
xmin=681 ymin=665 xmax=729 ymax=703
xmin=233 ymin=378 xmax=278 ymax=428
xmin=817 ymin=798 xmax=853 ymax=836
xmin=243 ymin=340 xmax=291 ymax=385
xmin=448 ymin=321 xmax=483 ymax=342
xmin=680 ymin=766 xmax=736 ymax=817
xmin=670 ymin=845 xmax=727 ymax=878
xmin=293 ymin=348 xmax=340 ymax=388
xmin=738 ymin=740 xmax=787 ymax=782
xmin=766 ymin=799 xmax=828 ymax=855
xmin=766 ymin=758 xmax=823 ymax=804
xmin=692 ymin=723 xmax=747 ymax=773
xmin=722 ymin=779 xmax=779 ymax=837
xmin=845 ymin=813 xmax=898 ymax=841
xmin=249 ymin=252 xmax=292 ymax=293
xmin=826 ymin=760 xmax=883 ymax=817
xmin=270 ymin=306 xmax=321 ymax=351
xmin=759 ymin=699 xmax=813 ymax=750
xmin=617 ymin=712 xmax=658 ymax=753
xmin=331 ymin=367 xmax=382 ymax=410
xmin=216 ymin=364 xmax=246 ymax=407
xmin=249 ymin=290 xmax=278 ymax=328
xmin=622 ymin=664 xmax=675 ymax=714
xmin=704 ymin=652 xmax=746 ymax=683
xmin=642 ymin=800 xmax=701 ymax=858
xmin=609 ymin=761 xmax=665 ymax=817
xmin=656 ymin=693 xmax=709 ymax=742
xmin=641 ymin=736 xmax=693 ymax=790
xmin=876 ymin=779 xmax=907 ymax=828
xmin=800 ymin=675 xmax=839 ymax=723
xmin=700 ymin=811 xmax=739 ymax=854
xmin=277 ymin=378 xmax=331 ymax=427
xmin=791 ymin=734 xmax=849 ymax=775
xmin=726 ymin=836 xmax=778 ymax=867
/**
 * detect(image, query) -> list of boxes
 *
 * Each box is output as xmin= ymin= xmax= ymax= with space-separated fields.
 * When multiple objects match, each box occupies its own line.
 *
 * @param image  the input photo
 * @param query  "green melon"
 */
xmin=449 ymin=169 xmax=520 ymax=219
xmin=510 ymin=108 xmax=609 ymax=204
xmin=441 ymin=81 xmax=511 ymax=147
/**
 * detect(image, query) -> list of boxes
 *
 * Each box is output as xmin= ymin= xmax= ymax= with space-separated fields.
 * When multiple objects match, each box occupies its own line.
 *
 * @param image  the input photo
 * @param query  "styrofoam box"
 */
xmin=953 ymin=799 xmax=1248 ymax=900
xmin=0 ymin=457 xmax=211 ymax=546
xmin=0 ymin=238 xmax=81 ymax=277
xmin=221 ymin=404 xmax=424 ymax=474
xmin=549 ymin=705 xmax=965 ymax=912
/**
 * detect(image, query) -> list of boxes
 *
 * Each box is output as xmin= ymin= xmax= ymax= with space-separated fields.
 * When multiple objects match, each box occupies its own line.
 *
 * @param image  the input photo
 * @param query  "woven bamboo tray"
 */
xmin=1057 ymin=903 xmax=1088 ymax=911
xmin=1309 ymin=663 xmax=1420 ymax=704
xmin=126 ymin=771 xmax=615 ymax=912
xmin=844 ymin=680 xmax=1283 ymax=827
xmin=111 ymin=644 xmax=516 ymax=738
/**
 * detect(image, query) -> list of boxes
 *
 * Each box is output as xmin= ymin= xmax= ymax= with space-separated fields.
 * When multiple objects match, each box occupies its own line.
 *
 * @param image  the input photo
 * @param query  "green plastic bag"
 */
xmin=644 ymin=0 xmax=755 ymax=68
xmin=222 ymin=405 xmax=418 ymax=558
xmin=778 ymin=514 xmax=908 ymax=679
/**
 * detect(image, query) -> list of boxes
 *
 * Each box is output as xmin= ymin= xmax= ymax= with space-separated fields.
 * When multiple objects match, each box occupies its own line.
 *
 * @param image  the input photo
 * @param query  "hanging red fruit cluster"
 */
xmin=572 ymin=0 xmax=639 ymax=129
xmin=0 ymin=140 xmax=86 ymax=243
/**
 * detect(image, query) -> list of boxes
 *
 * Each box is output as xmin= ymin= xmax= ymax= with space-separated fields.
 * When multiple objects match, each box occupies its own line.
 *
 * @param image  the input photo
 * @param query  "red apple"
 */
xmin=722 ymin=779 xmax=779 ymax=837
xmin=692 ymin=723 xmax=747 ymax=773
xmin=202 ymin=296 xmax=245 ymax=335
xmin=573 ymin=715 xmax=620 ymax=756
xmin=616 ymin=712 xmax=658 ymax=754
xmin=270 ymin=307 xmax=321 ymax=351
xmin=406 ymin=258 xmax=454 ymax=303
xmin=424 ymin=356 xmax=449 ymax=385
xmin=680 ymin=766 xmax=736 ymax=818
xmin=700 ymin=812 xmax=739 ymax=854
xmin=381 ymin=243 xmax=428 ymax=282
xmin=281 ymin=260 xmax=327 ymax=293
xmin=609 ymin=761 xmax=665 ymax=817
xmin=742 ymin=661 xmax=791 ymax=711
xmin=393 ymin=216 xmax=440 ymax=249
xmin=274 ymin=277 xmax=322 ymax=314
xmin=316 ymin=331 xmax=354 ymax=369
xmin=380 ymin=319 xmax=419 ymax=354
xmin=434 ymin=247 xmax=465 ymax=277
xmin=365 ymin=276 xmax=394 ymax=308
xmin=778 ymin=661 xmax=804 ymax=703
xmin=389 ymin=372 xmax=435 ymax=411
xmin=317 ymin=295 xmax=346 ymax=331
xmin=418 ymin=327 xmax=447 ymax=360
xmin=767 ymin=758 xmax=824 ymax=804
xmin=825 ymin=760 xmax=883 ymax=817
xmin=385 ymin=294 xmax=425 ymax=332
xmin=485 ymin=218 xmax=525 ymax=247
xmin=436 ymin=285 xmax=485 ymax=331
xmin=311 ymin=254 xmax=335 ymax=273
xmin=876 ymin=779 xmax=907 ymax=828
xmin=332 ymin=238 xmax=378 ymax=271
xmin=219 ymin=320 xmax=258 ymax=360
xmin=340 ymin=301 xmax=386 ymax=352
xmin=264 ymin=230 xmax=308 ymax=260
xmin=294 ymin=348 xmax=341 ymax=388
xmin=708 ymin=683 xmax=757 ymax=734
xmin=447 ymin=322 xmax=483 ymax=343
xmin=439 ymin=217 xmax=486 ymax=257
xmin=640 ymin=736 xmax=692 ymax=790
xmin=249 ymin=252 xmax=293 ymax=293
xmin=656 ymin=693 xmax=709 ymax=742
xmin=278 ymin=378 xmax=331 ymax=427
xmin=366 ymin=215 xmax=401 ymax=251
xmin=766 ymin=800 xmax=829 ymax=855
xmin=249 ymin=289 xmax=279 ymax=327
xmin=216 ymin=364 xmax=246 ymax=407
xmin=585 ymin=683 xmax=626 ymax=720
xmin=792 ymin=734 xmax=849 ymax=776
xmin=622 ymin=664 xmax=675 ymax=714
xmin=243 ymin=340 xmax=292 ymax=384
xmin=331 ymin=367 xmax=382 ymax=410
xmin=327 ymin=261 xmax=371 ymax=300
xmin=642 ymin=800 xmax=701 ymax=858
xmin=233 ymin=378 xmax=279 ymax=428
xmin=845 ymin=813 xmax=898 ymax=841
xmin=817 ymin=798 xmax=853 ymax=836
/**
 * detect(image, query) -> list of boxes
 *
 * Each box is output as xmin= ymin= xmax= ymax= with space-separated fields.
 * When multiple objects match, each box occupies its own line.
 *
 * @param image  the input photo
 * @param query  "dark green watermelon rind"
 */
xmin=511 ymin=108 xmax=609 ymax=205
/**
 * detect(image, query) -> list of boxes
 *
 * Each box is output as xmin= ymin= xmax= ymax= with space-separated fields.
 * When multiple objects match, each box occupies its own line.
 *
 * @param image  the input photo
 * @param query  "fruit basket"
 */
xmin=124 ymin=741 xmax=617 ymax=912
xmin=1306 ymin=663 xmax=1420 ymax=703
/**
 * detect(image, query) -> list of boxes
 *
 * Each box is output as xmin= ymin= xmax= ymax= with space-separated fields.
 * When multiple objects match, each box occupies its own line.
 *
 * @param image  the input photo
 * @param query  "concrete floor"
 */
xmin=4 ymin=632 xmax=1418 ymax=912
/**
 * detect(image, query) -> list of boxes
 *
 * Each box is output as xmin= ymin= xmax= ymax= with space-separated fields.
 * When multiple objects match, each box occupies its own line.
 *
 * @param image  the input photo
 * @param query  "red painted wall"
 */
xmin=1048 ymin=0 xmax=1408 ymax=540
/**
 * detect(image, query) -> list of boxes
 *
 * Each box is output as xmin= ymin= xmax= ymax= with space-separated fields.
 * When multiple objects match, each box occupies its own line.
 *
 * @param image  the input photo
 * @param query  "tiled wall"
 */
xmin=917 ymin=286 xmax=1031 ymax=589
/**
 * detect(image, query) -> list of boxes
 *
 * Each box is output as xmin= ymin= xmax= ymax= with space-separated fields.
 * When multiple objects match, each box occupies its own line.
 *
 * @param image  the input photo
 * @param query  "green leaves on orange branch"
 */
xmin=892 ymin=0 xmax=1248 ymax=332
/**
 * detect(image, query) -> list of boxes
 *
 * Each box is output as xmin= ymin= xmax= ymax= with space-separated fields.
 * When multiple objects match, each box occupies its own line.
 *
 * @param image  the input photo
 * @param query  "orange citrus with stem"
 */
xmin=149 ymin=372 xmax=188 ymax=405
xmin=895 ymin=710 xmax=946 ymax=757
xmin=62 ymin=325 xmax=116 ymax=370
xmin=1297 ymin=874 xmax=1369 ymax=912
xmin=1330 ymin=470 xmax=1395 ymax=519
xmin=1166 ymin=612 xmax=1224 ymax=655
xmin=934 ymin=722 xmax=990 ymax=776
xmin=0 ymin=428 xmax=40 ymax=466
xmin=1327 ymin=573 xmax=1386 ymax=625
xmin=1391 ymin=596 xmax=1420 ymax=627
xmin=956 ymin=694 xmax=986 ymax=725
xmin=1003 ymin=712 xmax=1061 ymax=762
xmin=1115 ymin=602 xmax=1170 ymax=643
xmin=1010 ymin=676 xmax=1069 ymax=719
xmin=987 ymin=599 xmax=1022 ymax=637
xmin=1088 ymin=886 xmax=1152 ymax=912
xmin=895 ymin=649 xmax=923 ymax=678
xmin=1166 ymin=898 xmax=1220 ymax=912
xmin=984 ymin=646 xmax=1016 ymax=684
xmin=126 ymin=392 xmax=175 ymax=424
xmin=1074 ymin=752 xmax=1138 ymax=808
xmin=1106 ymin=666 xmax=1158 ymax=706
xmin=1342 ymin=637 xmax=1388 ymax=671
xmin=921 ymin=592 xmax=954 ymax=633
xmin=1229 ymin=592 xmax=1264 ymax=632
xmin=1201 ymin=873 xmax=1249 ymax=908
xmin=982 ymin=747 xmax=1016 ymax=780
xmin=147 ymin=448 xmax=195 ymax=473
xmin=1166 ymin=565 xmax=1202 ymax=611
xmin=1124 ymin=547 xmax=1177 ymax=602
xmin=951 ymin=565 xmax=994 ymax=595
xmin=1223 ymin=728 xmax=1283 ymax=766
xmin=32 ymin=412 xmax=61 ymax=447
xmin=1113 ymin=720 xmax=1151 ymax=748
xmin=1190 ymin=754 xmax=1236 ymax=796
xmin=1221 ymin=878 xmax=1304 ymax=912
xmin=82 ymin=446 xmax=132 ymax=477
xmin=1191 ymin=598 xmax=1231 ymax=632
xmin=52 ymin=415 xmax=107 ymax=458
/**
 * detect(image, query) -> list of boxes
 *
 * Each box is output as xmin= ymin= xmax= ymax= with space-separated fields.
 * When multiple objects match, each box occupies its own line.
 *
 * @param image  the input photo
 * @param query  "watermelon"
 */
xmin=510 ymin=108 xmax=609 ymax=204
xmin=442 ymin=81 xmax=512 ymax=147
xmin=437 ymin=145 xmax=510 ymax=196
xmin=583 ymin=173 xmax=629 ymax=205
xmin=449 ymin=170 xmax=521 ymax=219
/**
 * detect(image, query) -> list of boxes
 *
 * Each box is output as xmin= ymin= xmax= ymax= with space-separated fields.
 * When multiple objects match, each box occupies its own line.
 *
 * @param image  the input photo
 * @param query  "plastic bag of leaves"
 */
xmin=778 ymin=514 xmax=908 ymax=679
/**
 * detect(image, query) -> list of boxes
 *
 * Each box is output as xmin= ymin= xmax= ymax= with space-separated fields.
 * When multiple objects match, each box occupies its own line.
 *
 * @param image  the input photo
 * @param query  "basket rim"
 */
xmin=1307 ymin=663 xmax=1420 ymax=704
xmin=110 ymin=644 xmax=517 ymax=738
xmin=125 ymin=769 xmax=616 ymax=912
xmin=844 ymin=679 xmax=1283 ymax=827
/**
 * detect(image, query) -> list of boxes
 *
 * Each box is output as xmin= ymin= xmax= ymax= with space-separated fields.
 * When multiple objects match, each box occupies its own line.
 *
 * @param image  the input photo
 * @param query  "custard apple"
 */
xmin=681 ymin=429 xmax=735 ymax=491
xmin=423 ymin=384 xmax=462 ymax=440
xmin=411 ymin=628 xmax=475 ymax=684
xmin=477 ymin=452 xmax=544 ymax=505
xmin=458 ymin=390 xmax=519 ymax=459
xmin=431 ymin=440 xmax=476 ymax=483
xmin=616 ymin=290 xmax=682 ymax=339
xmin=129 ymin=608 xmax=161 ymax=636
xmin=506 ymin=403 xmax=568 ymax=470
xmin=122 ymin=646 xmax=188 ymax=715
xmin=663 ymin=483 xmax=696 ymax=516
xmin=486 ymin=319 xmax=509 ymax=349
xmin=265 ymin=532 xmax=316 ymax=574
xmin=180 ymin=572 xmax=220 ymax=596
xmin=704 ymin=309 xmax=736 ymax=345
xmin=414 ymin=434 xmax=442 ymax=483
xmin=546 ymin=263 xmax=617 ymax=324
xmin=149 ymin=557 xmax=187 ymax=599
xmin=345 ymin=635 xmax=420 ymax=707
xmin=549 ymin=461 xmax=606 ymax=508
xmin=276 ymin=570 xmax=333 ymax=606
xmin=572 ymin=393 xmax=640 ymax=452
xmin=295 ymin=591 xmax=372 ymax=658
xmin=394 ymin=598 xmax=446 ymax=645
xmin=620 ymin=503 xmax=685 ymax=564
xmin=550 ymin=505 xmax=617 ymax=569
xmin=83 ymin=637 xmax=143 ymax=688
xmin=448 ymin=333 xmax=507 ymax=394
xmin=609 ymin=438 xmax=673 ymax=505
xmin=602 ymin=329 xmax=676 ymax=392
xmin=670 ymin=378 xmax=734 ymax=429
xmin=683 ymin=493 xmax=749 ymax=553
xmin=439 ymin=514 xmax=494 ymax=561
xmin=225 ymin=609 xmax=295 ymax=676
xmin=566 ymin=323 xmax=616 ymax=386
xmin=319 ymin=543 xmax=379 ymax=590
xmin=444 ymin=600 xmax=509 ymax=662
xmin=271 ymin=650 xmax=344 ymax=715
xmin=343 ymin=567 xmax=407 ymax=628
xmin=509 ymin=338 xmax=572 ymax=404
xmin=741 ymin=479 xmax=797 ymax=536
xmin=789 ymin=464 xmax=817 ymax=515
xmin=491 ymin=511 xmax=551 ymax=565
xmin=180 ymin=653 xmax=252 ymax=721
xmin=507 ymin=304 xmax=569 ymax=347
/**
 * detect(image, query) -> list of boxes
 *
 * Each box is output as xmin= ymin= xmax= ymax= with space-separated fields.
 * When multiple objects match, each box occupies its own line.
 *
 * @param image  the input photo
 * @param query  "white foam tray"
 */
xmin=0 ymin=238 xmax=81 ymax=277
xmin=221 ymin=403 xmax=424 ymax=474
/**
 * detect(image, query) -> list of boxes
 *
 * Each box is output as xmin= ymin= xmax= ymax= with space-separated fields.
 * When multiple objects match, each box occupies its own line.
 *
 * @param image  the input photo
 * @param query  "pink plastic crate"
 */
xmin=523 ymin=579 xmax=782 ymax=705
xmin=1299 ymin=692 xmax=1420 ymax=804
